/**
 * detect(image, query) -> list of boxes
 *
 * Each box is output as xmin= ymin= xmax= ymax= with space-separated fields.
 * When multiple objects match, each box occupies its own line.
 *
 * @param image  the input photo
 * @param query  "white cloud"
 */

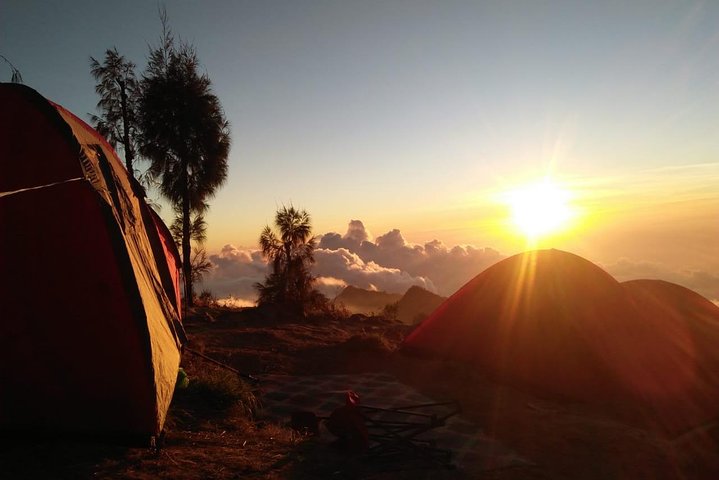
xmin=199 ymin=244 xmax=268 ymax=303
xmin=375 ymin=229 xmax=405 ymax=249
xmin=313 ymin=248 xmax=435 ymax=294
xmin=314 ymin=276 xmax=348 ymax=298
xmin=318 ymin=221 xmax=504 ymax=295
xmin=345 ymin=219 xmax=371 ymax=244
xmin=199 ymin=234 xmax=440 ymax=302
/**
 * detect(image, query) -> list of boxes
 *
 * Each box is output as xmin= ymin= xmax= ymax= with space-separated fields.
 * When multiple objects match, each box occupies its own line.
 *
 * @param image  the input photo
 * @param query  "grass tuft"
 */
xmin=341 ymin=333 xmax=393 ymax=353
xmin=177 ymin=367 xmax=259 ymax=417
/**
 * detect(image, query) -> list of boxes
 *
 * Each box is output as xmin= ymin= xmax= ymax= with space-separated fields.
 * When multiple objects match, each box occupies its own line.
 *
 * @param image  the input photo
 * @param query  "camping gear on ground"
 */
xmin=325 ymin=391 xmax=369 ymax=452
xmin=291 ymin=390 xmax=460 ymax=468
xmin=0 ymin=83 xmax=184 ymax=439
xmin=263 ymin=373 xmax=519 ymax=473
xmin=359 ymin=400 xmax=460 ymax=468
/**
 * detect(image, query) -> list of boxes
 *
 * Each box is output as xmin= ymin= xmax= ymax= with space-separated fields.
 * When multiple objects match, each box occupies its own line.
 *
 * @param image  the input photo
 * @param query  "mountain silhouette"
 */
xmin=333 ymin=286 xmax=402 ymax=315
xmin=396 ymin=286 xmax=446 ymax=325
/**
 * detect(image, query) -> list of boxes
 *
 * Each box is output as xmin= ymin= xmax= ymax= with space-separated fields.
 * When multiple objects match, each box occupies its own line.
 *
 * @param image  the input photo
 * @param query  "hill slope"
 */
xmin=396 ymin=286 xmax=446 ymax=325
xmin=333 ymin=286 xmax=402 ymax=314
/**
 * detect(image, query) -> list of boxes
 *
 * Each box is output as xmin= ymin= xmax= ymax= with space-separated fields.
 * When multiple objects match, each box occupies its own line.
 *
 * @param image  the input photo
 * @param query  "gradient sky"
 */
xmin=2 ymin=1 xmax=718 ymax=287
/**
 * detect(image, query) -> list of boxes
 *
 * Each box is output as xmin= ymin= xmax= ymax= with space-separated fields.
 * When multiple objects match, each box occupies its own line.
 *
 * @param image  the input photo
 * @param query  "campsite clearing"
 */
xmin=1 ymin=305 xmax=717 ymax=479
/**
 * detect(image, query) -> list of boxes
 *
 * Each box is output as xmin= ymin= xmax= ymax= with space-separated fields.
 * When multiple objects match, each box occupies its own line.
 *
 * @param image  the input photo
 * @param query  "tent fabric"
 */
xmin=0 ymin=83 xmax=184 ymax=437
xmin=620 ymin=279 xmax=719 ymax=432
xmin=403 ymin=249 xmax=719 ymax=433
xmin=147 ymin=205 xmax=183 ymax=317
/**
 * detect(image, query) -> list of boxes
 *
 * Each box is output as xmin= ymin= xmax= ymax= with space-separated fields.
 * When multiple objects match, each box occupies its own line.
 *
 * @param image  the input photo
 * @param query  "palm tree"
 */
xmin=169 ymin=204 xmax=208 ymax=248
xmin=138 ymin=21 xmax=230 ymax=308
xmin=256 ymin=206 xmax=317 ymax=310
xmin=89 ymin=48 xmax=139 ymax=174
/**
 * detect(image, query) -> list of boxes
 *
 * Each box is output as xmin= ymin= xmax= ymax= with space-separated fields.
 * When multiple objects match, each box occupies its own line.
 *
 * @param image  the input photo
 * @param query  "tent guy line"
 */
xmin=0 ymin=176 xmax=84 ymax=198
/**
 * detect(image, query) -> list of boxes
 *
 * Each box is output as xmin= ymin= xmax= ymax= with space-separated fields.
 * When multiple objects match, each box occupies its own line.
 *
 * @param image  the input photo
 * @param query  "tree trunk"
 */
xmin=182 ymin=162 xmax=193 ymax=308
xmin=118 ymin=81 xmax=134 ymax=174
xmin=284 ymin=243 xmax=292 ymax=301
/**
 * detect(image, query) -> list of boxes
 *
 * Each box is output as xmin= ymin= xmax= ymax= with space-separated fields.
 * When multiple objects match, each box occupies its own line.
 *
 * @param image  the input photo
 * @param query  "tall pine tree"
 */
xmin=89 ymin=48 xmax=140 ymax=174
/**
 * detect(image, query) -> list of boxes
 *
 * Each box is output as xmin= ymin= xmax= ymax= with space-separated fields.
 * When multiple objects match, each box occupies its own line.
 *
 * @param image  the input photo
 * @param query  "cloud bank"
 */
xmin=317 ymin=220 xmax=503 ymax=296
xmin=199 ymin=219 xmax=504 ymax=304
xmin=203 ymin=245 xmax=267 ymax=300
xmin=199 ymin=220 xmax=718 ymax=306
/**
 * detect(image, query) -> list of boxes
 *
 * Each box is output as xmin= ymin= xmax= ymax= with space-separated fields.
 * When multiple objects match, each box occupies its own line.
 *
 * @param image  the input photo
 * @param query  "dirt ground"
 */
xmin=1 ymin=305 xmax=718 ymax=479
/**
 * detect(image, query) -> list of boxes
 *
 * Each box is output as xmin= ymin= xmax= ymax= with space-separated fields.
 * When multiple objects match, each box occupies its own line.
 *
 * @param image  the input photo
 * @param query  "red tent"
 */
xmin=403 ymin=249 xmax=719 ymax=432
xmin=620 ymin=279 xmax=719 ymax=432
xmin=0 ymin=83 xmax=184 ymax=437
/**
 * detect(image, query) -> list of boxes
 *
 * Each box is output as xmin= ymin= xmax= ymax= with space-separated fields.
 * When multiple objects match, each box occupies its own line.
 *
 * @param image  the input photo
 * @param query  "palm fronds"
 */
xmin=255 ymin=206 xmax=321 ymax=314
xmin=137 ymin=12 xmax=230 ymax=307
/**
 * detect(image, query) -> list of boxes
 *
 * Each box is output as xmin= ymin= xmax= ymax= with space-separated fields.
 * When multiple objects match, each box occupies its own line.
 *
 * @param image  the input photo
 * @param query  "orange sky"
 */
xmin=209 ymin=162 xmax=719 ymax=269
xmin=4 ymin=1 xmax=718 ymax=300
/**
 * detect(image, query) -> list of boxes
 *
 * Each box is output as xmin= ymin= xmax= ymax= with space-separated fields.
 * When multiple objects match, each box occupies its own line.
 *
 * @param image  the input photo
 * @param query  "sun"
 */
xmin=504 ymin=178 xmax=574 ymax=241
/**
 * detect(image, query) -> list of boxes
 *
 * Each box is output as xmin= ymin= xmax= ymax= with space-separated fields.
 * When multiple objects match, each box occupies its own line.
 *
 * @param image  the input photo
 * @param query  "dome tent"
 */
xmin=403 ymin=249 xmax=719 ymax=433
xmin=620 ymin=279 xmax=719 ymax=431
xmin=0 ymin=83 xmax=184 ymax=438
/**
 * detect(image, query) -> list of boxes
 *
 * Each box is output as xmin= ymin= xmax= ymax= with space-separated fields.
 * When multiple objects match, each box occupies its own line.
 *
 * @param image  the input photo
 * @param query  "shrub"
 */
xmin=305 ymin=291 xmax=350 ymax=319
xmin=382 ymin=301 xmax=399 ymax=322
xmin=182 ymin=367 xmax=259 ymax=417
xmin=195 ymin=289 xmax=217 ymax=307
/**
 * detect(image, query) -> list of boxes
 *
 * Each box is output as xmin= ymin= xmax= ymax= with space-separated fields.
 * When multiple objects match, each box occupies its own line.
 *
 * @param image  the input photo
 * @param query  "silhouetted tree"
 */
xmin=169 ymin=206 xmax=212 ymax=289
xmin=190 ymin=247 xmax=213 ymax=285
xmin=256 ymin=206 xmax=317 ymax=311
xmin=138 ymin=15 xmax=230 ymax=308
xmin=89 ymin=48 xmax=140 ymax=174
xmin=169 ymin=204 xmax=208 ymax=247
